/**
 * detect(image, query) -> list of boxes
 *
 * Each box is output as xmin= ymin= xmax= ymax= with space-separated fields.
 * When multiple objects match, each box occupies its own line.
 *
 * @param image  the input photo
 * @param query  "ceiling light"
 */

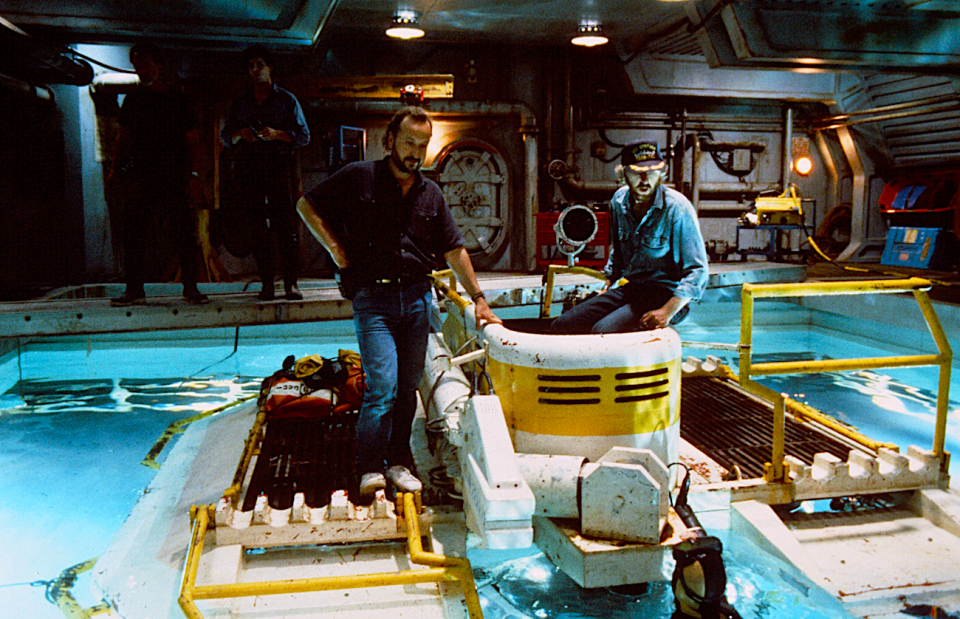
xmin=571 ymin=24 xmax=608 ymax=47
xmin=386 ymin=11 xmax=425 ymax=39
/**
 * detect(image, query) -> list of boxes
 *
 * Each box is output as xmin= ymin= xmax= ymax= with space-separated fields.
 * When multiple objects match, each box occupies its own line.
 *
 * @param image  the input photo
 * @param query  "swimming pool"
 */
xmin=1 ymin=294 xmax=957 ymax=619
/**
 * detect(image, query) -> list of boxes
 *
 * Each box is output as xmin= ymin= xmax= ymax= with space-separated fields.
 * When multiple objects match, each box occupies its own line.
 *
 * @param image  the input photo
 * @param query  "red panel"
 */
xmin=535 ymin=211 xmax=610 ymax=268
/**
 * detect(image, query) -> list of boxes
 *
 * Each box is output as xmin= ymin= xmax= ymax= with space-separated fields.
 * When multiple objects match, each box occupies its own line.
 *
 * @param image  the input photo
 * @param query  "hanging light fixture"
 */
xmin=386 ymin=10 xmax=425 ymax=39
xmin=571 ymin=23 xmax=608 ymax=47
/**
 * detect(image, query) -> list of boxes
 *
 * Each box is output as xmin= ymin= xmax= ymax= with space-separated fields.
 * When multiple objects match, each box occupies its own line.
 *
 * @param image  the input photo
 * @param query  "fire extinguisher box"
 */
xmin=880 ymin=227 xmax=953 ymax=270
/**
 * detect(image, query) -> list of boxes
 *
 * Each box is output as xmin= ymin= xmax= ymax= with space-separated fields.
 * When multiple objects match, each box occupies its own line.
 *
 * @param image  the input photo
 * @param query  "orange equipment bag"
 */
xmin=259 ymin=350 xmax=365 ymax=420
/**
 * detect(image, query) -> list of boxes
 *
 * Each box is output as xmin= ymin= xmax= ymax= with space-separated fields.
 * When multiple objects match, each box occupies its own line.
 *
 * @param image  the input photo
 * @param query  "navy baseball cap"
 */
xmin=621 ymin=140 xmax=666 ymax=172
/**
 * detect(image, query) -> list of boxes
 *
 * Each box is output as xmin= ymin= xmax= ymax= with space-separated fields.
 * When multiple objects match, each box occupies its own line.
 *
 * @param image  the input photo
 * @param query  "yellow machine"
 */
xmin=740 ymin=186 xmax=803 ymax=226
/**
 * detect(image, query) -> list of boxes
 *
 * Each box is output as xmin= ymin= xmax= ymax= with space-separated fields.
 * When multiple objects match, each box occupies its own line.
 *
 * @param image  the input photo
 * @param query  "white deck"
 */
xmin=92 ymin=403 xmax=470 ymax=619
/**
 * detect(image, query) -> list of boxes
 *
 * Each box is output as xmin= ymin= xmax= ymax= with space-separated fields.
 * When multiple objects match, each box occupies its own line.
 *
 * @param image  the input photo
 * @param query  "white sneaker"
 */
xmin=359 ymin=471 xmax=386 ymax=496
xmin=385 ymin=465 xmax=423 ymax=493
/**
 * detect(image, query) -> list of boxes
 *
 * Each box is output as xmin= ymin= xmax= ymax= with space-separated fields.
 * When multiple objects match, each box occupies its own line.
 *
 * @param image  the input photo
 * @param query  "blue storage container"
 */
xmin=880 ymin=227 xmax=951 ymax=269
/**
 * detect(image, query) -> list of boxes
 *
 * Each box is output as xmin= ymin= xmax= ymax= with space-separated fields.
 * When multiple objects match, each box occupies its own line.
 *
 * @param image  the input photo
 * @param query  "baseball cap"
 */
xmin=621 ymin=140 xmax=666 ymax=172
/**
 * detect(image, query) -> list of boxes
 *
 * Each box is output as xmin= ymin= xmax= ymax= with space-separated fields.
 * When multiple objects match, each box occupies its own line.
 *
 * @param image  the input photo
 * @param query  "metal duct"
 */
xmin=859 ymin=75 xmax=960 ymax=166
xmin=0 ymin=71 xmax=52 ymax=101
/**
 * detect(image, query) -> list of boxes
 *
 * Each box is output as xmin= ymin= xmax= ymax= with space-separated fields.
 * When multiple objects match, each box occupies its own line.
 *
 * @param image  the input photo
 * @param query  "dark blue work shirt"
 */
xmin=303 ymin=158 xmax=466 ymax=282
xmin=119 ymin=87 xmax=197 ymax=181
xmin=220 ymin=83 xmax=310 ymax=157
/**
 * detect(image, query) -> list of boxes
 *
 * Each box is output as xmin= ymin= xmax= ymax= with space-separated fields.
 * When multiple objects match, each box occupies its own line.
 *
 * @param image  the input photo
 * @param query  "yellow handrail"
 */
xmin=221 ymin=408 xmax=267 ymax=503
xmin=178 ymin=494 xmax=484 ymax=619
xmin=540 ymin=264 xmax=607 ymax=318
xmin=431 ymin=269 xmax=471 ymax=311
xmin=739 ymin=277 xmax=952 ymax=482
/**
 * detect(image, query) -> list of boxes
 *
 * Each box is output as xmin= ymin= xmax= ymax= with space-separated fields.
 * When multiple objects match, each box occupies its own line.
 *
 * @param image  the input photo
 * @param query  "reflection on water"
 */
xmin=475 ymin=530 xmax=851 ymax=619
xmin=1 ymin=377 xmax=260 ymax=414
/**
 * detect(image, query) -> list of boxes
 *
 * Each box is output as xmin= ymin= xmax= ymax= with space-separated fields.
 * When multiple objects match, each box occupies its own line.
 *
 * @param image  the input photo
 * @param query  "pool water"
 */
xmin=1 ymin=300 xmax=957 ymax=619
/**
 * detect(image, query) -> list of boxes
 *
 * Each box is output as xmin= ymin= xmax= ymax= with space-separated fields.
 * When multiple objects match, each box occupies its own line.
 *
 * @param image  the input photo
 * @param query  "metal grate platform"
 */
xmin=681 ymin=375 xmax=856 ymax=480
xmin=242 ymin=411 xmax=359 ymax=511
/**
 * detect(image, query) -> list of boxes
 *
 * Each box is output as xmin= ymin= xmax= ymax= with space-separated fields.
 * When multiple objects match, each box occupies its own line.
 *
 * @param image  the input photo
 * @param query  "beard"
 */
xmin=392 ymin=150 xmax=422 ymax=174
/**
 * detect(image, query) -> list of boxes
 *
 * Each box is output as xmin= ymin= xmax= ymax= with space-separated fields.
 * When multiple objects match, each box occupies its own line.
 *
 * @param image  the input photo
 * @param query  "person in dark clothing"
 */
xmin=221 ymin=44 xmax=310 ymax=301
xmin=107 ymin=43 xmax=209 ymax=306
xmin=296 ymin=106 xmax=501 ymax=498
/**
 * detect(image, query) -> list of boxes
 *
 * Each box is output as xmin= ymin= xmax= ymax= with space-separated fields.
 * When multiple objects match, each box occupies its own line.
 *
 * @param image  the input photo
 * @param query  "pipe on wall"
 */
xmin=89 ymin=72 xmax=139 ymax=95
xmin=0 ymin=71 xmax=53 ymax=101
xmin=782 ymin=106 xmax=793 ymax=190
xmin=558 ymin=51 xmax=620 ymax=200
xmin=308 ymin=99 xmax=539 ymax=270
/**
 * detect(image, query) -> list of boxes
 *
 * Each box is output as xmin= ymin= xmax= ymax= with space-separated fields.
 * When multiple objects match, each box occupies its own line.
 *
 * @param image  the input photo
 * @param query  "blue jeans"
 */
xmin=351 ymin=281 xmax=432 ymax=475
xmin=549 ymin=282 xmax=689 ymax=334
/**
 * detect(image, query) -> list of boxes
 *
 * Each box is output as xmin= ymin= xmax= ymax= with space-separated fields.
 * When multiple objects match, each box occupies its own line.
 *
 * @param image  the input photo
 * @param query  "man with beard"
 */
xmin=550 ymin=140 xmax=708 ymax=334
xmin=296 ymin=106 xmax=501 ymax=498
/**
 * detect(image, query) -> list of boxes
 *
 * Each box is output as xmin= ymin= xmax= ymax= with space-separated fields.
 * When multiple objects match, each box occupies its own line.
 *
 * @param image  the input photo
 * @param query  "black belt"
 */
xmin=362 ymin=275 xmax=427 ymax=286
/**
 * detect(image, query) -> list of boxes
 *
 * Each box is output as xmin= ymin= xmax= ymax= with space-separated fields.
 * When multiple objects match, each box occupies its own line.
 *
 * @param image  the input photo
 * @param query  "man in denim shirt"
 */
xmin=297 ymin=107 xmax=501 ymax=498
xmin=221 ymin=44 xmax=310 ymax=300
xmin=551 ymin=140 xmax=708 ymax=334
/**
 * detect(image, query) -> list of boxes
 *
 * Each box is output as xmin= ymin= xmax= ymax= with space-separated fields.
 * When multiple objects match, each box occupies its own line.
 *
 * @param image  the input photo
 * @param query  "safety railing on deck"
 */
xmin=179 ymin=492 xmax=483 ymax=619
xmin=739 ymin=277 xmax=952 ymax=482
xmin=539 ymin=264 xmax=607 ymax=318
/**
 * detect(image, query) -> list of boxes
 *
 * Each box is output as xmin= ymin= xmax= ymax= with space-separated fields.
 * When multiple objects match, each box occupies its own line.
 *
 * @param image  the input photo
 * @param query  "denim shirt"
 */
xmin=604 ymin=184 xmax=709 ymax=301
xmin=220 ymin=83 xmax=310 ymax=156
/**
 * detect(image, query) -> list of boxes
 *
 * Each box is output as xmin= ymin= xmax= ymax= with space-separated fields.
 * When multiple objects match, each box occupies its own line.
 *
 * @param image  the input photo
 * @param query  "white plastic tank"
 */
xmin=482 ymin=325 xmax=681 ymax=468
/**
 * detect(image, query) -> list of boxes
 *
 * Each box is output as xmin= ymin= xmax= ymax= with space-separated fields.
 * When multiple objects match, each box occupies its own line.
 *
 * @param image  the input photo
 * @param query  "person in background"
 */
xmin=296 ymin=106 xmax=501 ymax=498
xmin=221 ymin=44 xmax=310 ymax=301
xmin=550 ymin=140 xmax=708 ymax=333
xmin=107 ymin=42 xmax=209 ymax=306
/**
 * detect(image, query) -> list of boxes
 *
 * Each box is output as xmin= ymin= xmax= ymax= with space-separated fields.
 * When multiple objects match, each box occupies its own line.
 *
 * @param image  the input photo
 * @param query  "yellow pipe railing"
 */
xmin=739 ymin=277 xmax=952 ymax=482
xmin=431 ymin=269 xmax=471 ymax=311
xmin=221 ymin=408 xmax=267 ymax=502
xmin=178 ymin=494 xmax=484 ymax=619
xmin=540 ymin=264 xmax=607 ymax=318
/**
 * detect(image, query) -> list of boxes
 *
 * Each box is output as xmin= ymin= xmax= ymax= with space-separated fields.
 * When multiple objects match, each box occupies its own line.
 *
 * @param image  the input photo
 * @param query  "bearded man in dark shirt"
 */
xmin=297 ymin=107 xmax=501 ymax=498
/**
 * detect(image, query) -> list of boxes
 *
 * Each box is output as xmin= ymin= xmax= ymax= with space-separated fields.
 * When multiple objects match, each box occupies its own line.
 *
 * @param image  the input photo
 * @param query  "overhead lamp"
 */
xmin=794 ymin=156 xmax=813 ymax=176
xmin=571 ymin=24 xmax=608 ymax=47
xmin=386 ymin=11 xmax=425 ymax=39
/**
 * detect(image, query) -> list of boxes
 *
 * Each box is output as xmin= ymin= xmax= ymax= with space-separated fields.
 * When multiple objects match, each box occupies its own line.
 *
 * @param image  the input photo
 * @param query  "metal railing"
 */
xmin=539 ymin=264 xmax=607 ymax=318
xmin=179 ymin=492 xmax=483 ymax=619
xmin=739 ymin=277 xmax=952 ymax=482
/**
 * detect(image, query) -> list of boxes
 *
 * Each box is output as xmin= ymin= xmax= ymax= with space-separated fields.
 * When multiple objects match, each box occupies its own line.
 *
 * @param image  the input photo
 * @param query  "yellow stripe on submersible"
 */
xmin=487 ymin=357 xmax=679 ymax=437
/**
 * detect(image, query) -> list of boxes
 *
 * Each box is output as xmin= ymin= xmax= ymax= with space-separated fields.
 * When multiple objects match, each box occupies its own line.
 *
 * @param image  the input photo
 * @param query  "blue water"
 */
xmin=1 ymin=301 xmax=957 ymax=618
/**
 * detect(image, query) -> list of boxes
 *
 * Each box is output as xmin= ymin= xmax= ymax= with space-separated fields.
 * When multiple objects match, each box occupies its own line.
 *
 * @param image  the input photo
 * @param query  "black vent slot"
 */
xmin=539 ymin=386 xmax=601 ymax=394
xmin=615 ymin=379 xmax=669 ymax=392
xmin=538 ymin=397 xmax=602 ymax=405
xmin=538 ymin=374 xmax=601 ymax=382
xmin=615 ymin=391 xmax=669 ymax=403
xmin=616 ymin=368 xmax=668 ymax=380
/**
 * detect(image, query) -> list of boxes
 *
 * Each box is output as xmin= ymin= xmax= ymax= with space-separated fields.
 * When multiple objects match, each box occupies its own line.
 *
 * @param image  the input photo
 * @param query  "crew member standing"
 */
xmin=108 ymin=43 xmax=208 ymax=306
xmin=550 ymin=140 xmax=708 ymax=333
xmin=221 ymin=44 xmax=310 ymax=300
xmin=296 ymin=106 xmax=501 ymax=497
